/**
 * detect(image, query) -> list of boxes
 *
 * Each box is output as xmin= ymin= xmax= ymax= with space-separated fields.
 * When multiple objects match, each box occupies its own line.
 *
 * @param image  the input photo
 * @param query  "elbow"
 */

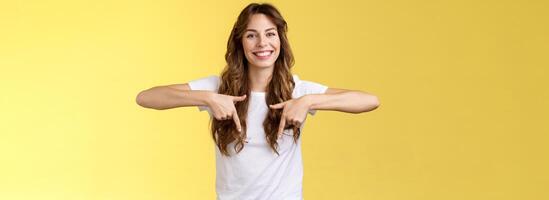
xmin=371 ymin=95 xmax=380 ymax=110
xmin=136 ymin=89 xmax=168 ymax=110
xmin=136 ymin=90 xmax=160 ymax=109
xmin=359 ymin=94 xmax=380 ymax=113
xmin=136 ymin=91 xmax=148 ymax=107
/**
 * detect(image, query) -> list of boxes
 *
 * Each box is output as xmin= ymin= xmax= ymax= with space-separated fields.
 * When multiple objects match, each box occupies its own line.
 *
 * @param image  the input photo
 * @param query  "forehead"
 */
xmin=246 ymin=14 xmax=277 ymax=31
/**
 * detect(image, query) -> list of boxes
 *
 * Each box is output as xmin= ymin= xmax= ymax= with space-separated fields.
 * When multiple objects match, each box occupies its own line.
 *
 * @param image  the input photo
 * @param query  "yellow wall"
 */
xmin=1 ymin=0 xmax=547 ymax=199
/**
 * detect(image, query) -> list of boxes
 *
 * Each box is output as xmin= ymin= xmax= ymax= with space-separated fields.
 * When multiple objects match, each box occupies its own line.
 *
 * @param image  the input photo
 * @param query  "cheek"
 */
xmin=273 ymin=39 xmax=281 ymax=53
xmin=242 ymin=40 xmax=255 ymax=61
xmin=242 ymin=40 xmax=252 ymax=52
xmin=243 ymin=37 xmax=258 ymax=48
xmin=273 ymin=38 xmax=281 ymax=50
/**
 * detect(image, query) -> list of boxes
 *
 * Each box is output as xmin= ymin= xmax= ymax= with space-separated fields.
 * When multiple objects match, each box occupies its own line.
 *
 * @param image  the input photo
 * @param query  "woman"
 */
xmin=136 ymin=3 xmax=379 ymax=200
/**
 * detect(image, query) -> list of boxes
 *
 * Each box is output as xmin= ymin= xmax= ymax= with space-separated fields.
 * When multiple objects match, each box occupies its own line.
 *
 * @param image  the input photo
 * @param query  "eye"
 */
xmin=246 ymin=34 xmax=255 ymax=39
xmin=267 ymin=32 xmax=276 ymax=37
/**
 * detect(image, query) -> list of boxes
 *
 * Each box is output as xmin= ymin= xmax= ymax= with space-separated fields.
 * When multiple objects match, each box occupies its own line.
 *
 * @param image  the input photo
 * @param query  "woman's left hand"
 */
xmin=269 ymin=96 xmax=311 ymax=137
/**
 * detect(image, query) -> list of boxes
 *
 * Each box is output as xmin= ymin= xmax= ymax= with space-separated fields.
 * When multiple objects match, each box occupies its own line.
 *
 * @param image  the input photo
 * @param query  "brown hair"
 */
xmin=211 ymin=3 xmax=299 ymax=157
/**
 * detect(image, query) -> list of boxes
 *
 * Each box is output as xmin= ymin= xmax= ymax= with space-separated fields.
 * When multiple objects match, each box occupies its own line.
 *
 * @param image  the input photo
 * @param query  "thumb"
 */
xmin=233 ymin=94 xmax=247 ymax=102
xmin=269 ymin=101 xmax=286 ymax=109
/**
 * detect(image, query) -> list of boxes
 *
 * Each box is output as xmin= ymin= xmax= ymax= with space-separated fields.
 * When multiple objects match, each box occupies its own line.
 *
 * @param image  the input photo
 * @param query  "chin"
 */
xmin=247 ymin=57 xmax=278 ymax=68
xmin=251 ymin=61 xmax=276 ymax=68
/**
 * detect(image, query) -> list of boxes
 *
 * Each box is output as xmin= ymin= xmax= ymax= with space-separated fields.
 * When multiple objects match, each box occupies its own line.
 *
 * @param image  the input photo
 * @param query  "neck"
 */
xmin=248 ymin=64 xmax=274 ymax=92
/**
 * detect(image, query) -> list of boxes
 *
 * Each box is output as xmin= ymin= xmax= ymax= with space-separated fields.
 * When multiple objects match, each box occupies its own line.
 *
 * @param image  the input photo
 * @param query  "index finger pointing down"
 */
xmin=233 ymin=112 xmax=242 ymax=132
xmin=277 ymin=116 xmax=286 ymax=137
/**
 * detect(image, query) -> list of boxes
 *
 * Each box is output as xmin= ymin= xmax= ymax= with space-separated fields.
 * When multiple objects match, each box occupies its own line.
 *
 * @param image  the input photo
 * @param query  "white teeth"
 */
xmin=254 ymin=51 xmax=272 ymax=57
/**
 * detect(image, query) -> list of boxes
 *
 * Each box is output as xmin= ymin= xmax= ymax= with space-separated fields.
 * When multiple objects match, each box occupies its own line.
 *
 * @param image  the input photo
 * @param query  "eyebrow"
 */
xmin=244 ymin=27 xmax=276 ymax=33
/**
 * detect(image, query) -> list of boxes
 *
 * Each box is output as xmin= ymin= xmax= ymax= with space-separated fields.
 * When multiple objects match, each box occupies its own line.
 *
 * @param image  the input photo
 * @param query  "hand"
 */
xmin=269 ymin=96 xmax=311 ymax=137
xmin=207 ymin=93 xmax=247 ymax=132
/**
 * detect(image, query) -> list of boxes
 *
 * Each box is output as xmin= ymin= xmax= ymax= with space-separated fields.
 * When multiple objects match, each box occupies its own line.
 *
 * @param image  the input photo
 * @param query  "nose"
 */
xmin=256 ymin=34 xmax=267 ymax=47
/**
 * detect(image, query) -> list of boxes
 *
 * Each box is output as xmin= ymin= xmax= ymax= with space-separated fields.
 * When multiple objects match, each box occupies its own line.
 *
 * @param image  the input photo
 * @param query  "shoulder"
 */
xmin=187 ymin=75 xmax=220 ymax=92
xmin=292 ymin=74 xmax=301 ymax=85
xmin=292 ymin=74 xmax=328 ymax=97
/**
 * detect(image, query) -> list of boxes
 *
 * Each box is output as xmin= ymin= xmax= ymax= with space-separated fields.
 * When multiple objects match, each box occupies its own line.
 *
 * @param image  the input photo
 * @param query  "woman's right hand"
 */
xmin=207 ymin=93 xmax=247 ymax=132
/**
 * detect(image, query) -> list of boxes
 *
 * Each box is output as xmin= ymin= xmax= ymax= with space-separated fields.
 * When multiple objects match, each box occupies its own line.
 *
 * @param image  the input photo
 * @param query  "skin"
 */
xmin=205 ymin=13 xmax=282 ymax=132
xmin=227 ymin=13 xmax=379 ymax=136
xmin=242 ymin=13 xmax=280 ymax=92
xmin=270 ymin=89 xmax=380 ymax=136
xmin=136 ymin=13 xmax=380 ymax=136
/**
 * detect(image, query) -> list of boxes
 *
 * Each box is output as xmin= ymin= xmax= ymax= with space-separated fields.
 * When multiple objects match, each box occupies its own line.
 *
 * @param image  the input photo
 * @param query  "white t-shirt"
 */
xmin=188 ymin=74 xmax=328 ymax=200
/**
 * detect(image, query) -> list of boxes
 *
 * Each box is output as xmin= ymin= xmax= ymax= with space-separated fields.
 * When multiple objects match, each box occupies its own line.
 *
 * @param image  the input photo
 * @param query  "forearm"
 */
xmin=304 ymin=91 xmax=380 ymax=114
xmin=136 ymin=86 xmax=213 ymax=110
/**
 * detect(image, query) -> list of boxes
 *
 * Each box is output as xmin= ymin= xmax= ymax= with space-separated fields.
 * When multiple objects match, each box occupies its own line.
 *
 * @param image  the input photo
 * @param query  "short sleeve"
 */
xmin=187 ymin=75 xmax=219 ymax=114
xmin=292 ymin=75 xmax=329 ymax=116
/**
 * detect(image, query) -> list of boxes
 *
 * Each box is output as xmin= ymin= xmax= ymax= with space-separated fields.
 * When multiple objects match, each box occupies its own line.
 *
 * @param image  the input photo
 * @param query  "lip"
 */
xmin=252 ymin=50 xmax=274 ymax=60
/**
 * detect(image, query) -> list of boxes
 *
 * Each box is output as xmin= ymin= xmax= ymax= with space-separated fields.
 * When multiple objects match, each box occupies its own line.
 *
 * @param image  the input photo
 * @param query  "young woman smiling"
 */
xmin=136 ymin=3 xmax=379 ymax=200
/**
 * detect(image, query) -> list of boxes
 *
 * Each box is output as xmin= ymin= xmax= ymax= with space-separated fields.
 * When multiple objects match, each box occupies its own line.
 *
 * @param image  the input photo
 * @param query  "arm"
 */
xmin=269 ymin=87 xmax=380 ymax=135
xmin=303 ymin=88 xmax=380 ymax=114
xmin=135 ymin=83 xmax=213 ymax=110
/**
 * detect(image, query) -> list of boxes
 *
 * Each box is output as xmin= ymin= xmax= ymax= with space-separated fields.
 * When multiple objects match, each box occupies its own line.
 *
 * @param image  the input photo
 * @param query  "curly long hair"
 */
xmin=211 ymin=3 xmax=300 ymax=157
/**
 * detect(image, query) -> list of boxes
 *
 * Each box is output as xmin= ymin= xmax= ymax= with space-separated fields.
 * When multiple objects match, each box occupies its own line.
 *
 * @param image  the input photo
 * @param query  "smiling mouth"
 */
xmin=252 ymin=50 xmax=274 ymax=59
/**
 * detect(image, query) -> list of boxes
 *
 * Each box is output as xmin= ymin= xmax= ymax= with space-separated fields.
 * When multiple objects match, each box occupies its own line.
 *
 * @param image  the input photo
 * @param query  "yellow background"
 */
xmin=1 ymin=0 xmax=548 ymax=199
